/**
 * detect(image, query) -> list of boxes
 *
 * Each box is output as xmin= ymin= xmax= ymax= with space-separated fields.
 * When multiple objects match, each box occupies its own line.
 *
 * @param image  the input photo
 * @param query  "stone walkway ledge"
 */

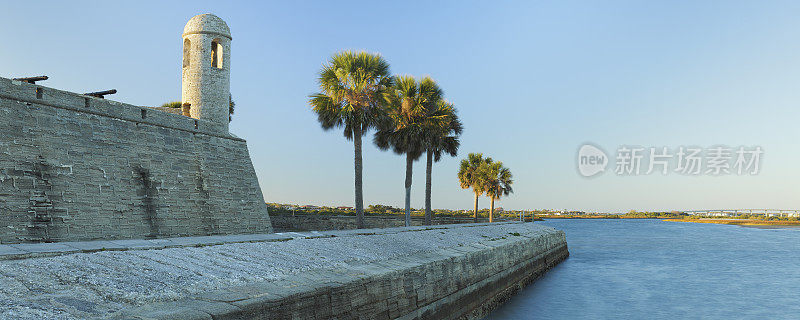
xmin=0 ymin=222 xmax=511 ymax=261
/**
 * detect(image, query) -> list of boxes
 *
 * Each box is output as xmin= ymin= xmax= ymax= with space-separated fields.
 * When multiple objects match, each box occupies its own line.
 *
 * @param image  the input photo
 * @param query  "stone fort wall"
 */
xmin=0 ymin=76 xmax=272 ymax=243
xmin=270 ymin=213 xmax=494 ymax=232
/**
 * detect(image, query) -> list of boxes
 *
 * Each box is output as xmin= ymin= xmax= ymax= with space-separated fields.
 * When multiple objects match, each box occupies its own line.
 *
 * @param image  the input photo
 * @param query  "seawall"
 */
xmin=270 ymin=212 xmax=494 ymax=231
xmin=123 ymin=223 xmax=569 ymax=320
xmin=0 ymin=77 xmax=272 ymax=243
xmin=0 ymin=222 xmax=567 ymax=319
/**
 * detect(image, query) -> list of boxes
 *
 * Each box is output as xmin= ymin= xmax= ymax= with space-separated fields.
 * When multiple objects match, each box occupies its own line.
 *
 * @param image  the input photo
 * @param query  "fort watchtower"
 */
xmin=182 ymin=14 xmax=232 ymax=132
xmin=0 ymin=13 xmax=271 ymax=243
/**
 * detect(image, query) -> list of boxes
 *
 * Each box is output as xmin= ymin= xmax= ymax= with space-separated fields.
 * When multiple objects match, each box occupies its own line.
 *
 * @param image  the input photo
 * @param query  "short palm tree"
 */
xmin=484 ymin=161 xmax=513 ymax=222
xmin=374 ymin=76 xmax=443 ymax=226
xmin=422 ymin=100 xmax=462 ymax=225
xmin=309 ymin=51 xmax=392 ymax=229
xmin=458 ymin=153 xmax=492 ymax=222
xmin=229 ymin=94 xmax=235 ymax=122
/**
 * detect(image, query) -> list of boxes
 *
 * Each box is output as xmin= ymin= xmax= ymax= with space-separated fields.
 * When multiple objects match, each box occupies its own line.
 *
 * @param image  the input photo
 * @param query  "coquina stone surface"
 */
xmin=0 ymin=76 xmax=271 ymax=243
xmin=0 ymin=222 xmax=568 ymax=319
xmin=182 ymin=13 xmax=232 ymax=132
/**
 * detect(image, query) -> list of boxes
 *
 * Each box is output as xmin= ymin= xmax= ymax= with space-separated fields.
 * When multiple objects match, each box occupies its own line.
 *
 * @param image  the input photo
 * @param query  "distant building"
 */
xmin=336 ymin=206 xmax=354 ymax=210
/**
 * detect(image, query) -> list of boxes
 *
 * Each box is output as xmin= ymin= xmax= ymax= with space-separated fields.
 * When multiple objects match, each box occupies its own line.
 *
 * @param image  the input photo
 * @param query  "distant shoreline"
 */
xmin=539 ymin=216 xmax=675 ymax=219
xmin=663 ymin=218 xmax=800 ymax=228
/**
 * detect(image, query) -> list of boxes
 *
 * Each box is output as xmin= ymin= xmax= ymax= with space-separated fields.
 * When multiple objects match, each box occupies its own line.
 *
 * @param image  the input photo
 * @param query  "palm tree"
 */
xmin=229 ymin=94 xmax=235 ymax=122
xmin=484 ymin=161 xmax=513 ymax=222
xmin=458 ymin=153 xmax=492 ymax=222
xmin=309 ymin=51 xmax=392 ymax=229
xmin=422 ymin=100 xmax=462 ymax=225
xmin=374 ymin=76 xmax=443 ymax=226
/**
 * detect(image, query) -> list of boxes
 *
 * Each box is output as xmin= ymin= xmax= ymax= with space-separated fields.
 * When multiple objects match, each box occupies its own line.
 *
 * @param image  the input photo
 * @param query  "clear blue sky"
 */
xmin=3 ymin=1 xmax=800 ymax=212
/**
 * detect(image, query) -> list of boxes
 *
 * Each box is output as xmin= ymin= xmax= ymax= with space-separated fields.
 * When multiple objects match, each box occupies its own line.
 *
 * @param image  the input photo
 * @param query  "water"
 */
xmin=487 ymin=219 xmax=800 ymax=319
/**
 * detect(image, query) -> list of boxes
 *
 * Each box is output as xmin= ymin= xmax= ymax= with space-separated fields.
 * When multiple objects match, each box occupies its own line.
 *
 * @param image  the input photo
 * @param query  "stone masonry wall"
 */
xmin=270 ymin=213 xmax=492 ymax=232
xmin=117 ymin=223 xmax=569 ymax=320
xmin=0 ymin=77 xmax=272 ymax=243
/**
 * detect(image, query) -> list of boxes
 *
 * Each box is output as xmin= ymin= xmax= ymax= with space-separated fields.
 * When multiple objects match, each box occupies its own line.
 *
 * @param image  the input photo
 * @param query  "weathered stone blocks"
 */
xmin=0 ymin=76 xmax=272 ymax=243
xmin=114 ymin=223 xmax=568 ymax=320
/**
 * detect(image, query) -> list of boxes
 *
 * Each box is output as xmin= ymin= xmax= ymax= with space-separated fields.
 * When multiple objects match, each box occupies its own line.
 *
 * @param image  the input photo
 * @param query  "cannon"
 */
xmin=83 ymin=89 xmax=117 ymax=99
xmin=12 ymin=76 xmax=48 ymax=84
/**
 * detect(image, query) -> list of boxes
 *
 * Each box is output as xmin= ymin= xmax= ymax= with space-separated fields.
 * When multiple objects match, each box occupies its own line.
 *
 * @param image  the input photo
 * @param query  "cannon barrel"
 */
xmin=12 ymin=76 xmax=48 ymax=84
xmin=83 ymin=89 xmax=117 ymax=99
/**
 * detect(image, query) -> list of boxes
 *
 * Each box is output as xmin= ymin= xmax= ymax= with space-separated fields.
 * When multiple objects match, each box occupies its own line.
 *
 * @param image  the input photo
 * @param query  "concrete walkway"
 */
xmin=0 ymin=224 xmax=486 ymax=261
xmin=0 ymin=232 xmax=300 ymax=261
xmin=0 ymin=222 xmax=558 ymax=319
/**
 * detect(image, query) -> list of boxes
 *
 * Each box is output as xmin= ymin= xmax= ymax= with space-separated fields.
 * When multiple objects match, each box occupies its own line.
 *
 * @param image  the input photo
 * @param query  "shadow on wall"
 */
xmin=134 ymin=166 xmax=160 ymax=239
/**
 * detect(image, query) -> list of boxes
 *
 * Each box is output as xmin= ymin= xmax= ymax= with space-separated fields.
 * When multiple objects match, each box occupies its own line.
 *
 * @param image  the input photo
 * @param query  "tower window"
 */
xmin=211 ymin=40 xmax=223 ymax=69
xmin=183 ymin=39 xmax=191 ymax=68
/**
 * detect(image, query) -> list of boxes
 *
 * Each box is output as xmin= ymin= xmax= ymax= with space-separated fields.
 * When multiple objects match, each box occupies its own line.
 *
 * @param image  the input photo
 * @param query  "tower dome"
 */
xmin=181 ymin=13 xmax=231 ymax=132
xmin=183 ymin=13 xmax=232 ymax=40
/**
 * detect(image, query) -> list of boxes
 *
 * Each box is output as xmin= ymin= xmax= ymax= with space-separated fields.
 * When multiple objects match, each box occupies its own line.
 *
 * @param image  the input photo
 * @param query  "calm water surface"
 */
xmin=487 ymin=219 xmax=800 ymax=319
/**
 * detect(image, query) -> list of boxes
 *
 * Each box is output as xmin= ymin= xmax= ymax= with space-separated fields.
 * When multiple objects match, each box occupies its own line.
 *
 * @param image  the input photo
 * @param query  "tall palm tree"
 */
xmin=422 ymin=100 xmax=463 ymax=225
xmin=309 ymin=51 xmax=392 ymax=229
xmin=458 ymin=153 xmax=492 ymax=222
xmin=484 ymin=162 xmax=513 ymax=222
xmin=374 ymin=76 xmax=443 ymax=226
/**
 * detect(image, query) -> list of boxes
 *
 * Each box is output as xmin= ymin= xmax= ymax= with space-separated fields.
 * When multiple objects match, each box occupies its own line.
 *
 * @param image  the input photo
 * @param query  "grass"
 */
xmin=663 ymin=218 xmax=800 ymax=226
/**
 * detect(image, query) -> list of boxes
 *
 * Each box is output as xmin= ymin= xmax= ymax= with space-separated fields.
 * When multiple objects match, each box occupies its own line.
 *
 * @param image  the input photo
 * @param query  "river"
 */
xmin=487 ymin=219 xmax=800 ymax=319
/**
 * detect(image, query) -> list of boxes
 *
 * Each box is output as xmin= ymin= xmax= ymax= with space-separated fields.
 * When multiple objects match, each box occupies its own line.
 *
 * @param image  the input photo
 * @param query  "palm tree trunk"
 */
xmin=490 ymin=197 xmax=495 ymax=223
xmin=424 ymin=150 xmax=433 ymax=226
xmin=354 ymin=125 xmax=364 ymax=229
xmin=404 ymin=153 xmax=413 ymax=227
xmin=473 ymin=192 xmax=479 ymax=223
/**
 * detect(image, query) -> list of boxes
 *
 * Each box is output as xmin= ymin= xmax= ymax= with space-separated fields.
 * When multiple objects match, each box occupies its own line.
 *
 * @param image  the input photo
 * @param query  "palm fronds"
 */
xmin=309 ymin=50 xmax=392 ymax=140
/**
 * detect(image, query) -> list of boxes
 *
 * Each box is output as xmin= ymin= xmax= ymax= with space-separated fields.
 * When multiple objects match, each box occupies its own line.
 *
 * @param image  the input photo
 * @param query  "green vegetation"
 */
xmin=228 ymin=94 xmax=235 ymax=121
xmin=267 ymin=202 xmax=800 ymax=226
xmin=308 ymin=51 xmax=392 ymax=229
xmin=367 ymin=204 xmax=404 ymax=214
xmin=161 ymin=101 xmax=182 ymax=108
xmin=307 ymin=51 xmax=465 ymax=228
xmin=375 ymin=76 xmax=462 ymax=226
xmin=538 ymin=210 xmax=686 ymax=219
xmin=267 ymin=202 xmax=521 ymax=220
xmin=665 ymin=214 xmax=800 ymax=226
xmin=682 ymin=214 xmax=800 ymax=221
xmin=375 ymin=76 xmax=444 ymax=227
xmin=458 ymin=153 xmax=492 ymax=222
xmin=457 ymin=153 xmax=514 ymax=223
xmin=160 ymin=94 xmax=235 ymax=121
xmin=663 ymin=218 xmax=800 ymax=226
xmin=483 ymin=161 xmax=513 ymax=223
xmin=420 ymin=100 xmax=462 ymax=225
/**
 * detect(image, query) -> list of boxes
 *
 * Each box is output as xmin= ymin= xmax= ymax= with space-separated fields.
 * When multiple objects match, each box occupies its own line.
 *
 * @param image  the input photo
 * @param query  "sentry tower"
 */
xmin=182 ymin=13 xmax=231 ymax=132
